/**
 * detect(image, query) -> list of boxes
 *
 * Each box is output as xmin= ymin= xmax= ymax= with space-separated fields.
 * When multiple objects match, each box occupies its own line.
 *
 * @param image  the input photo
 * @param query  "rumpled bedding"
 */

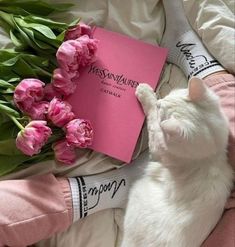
xmin=0 ymin=0 xmax=234 ymax=246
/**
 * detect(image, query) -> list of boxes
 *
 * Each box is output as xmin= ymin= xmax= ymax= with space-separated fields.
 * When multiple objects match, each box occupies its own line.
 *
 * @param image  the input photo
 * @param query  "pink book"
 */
xmin=67 ymin=27 xmax=168 ymax=163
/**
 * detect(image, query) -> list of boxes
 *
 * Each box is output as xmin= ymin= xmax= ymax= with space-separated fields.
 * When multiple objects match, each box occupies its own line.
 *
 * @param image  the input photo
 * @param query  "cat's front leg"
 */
xmin=136 ymin=83 xmax=157 ymax=115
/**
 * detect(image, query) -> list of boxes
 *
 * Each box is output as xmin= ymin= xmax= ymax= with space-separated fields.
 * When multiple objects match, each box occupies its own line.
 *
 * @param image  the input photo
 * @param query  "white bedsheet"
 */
xmin=0 ymin=0 xmax=234 ymax=246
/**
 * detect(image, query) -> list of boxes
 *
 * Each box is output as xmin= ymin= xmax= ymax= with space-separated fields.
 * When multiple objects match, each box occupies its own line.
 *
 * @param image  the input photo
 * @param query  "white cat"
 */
xmin=121 ymin=77 xmax=234 ymax=247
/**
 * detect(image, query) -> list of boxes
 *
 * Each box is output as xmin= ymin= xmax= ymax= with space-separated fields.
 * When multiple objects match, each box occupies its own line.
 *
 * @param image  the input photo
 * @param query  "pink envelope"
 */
xmin=67 ymin=27 xmax=168 ymax=163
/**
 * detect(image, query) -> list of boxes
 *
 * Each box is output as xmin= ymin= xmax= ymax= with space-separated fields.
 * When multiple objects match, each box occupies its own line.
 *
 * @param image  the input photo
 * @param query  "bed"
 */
xmin=0 ymin=0 xmax=234 ymax=246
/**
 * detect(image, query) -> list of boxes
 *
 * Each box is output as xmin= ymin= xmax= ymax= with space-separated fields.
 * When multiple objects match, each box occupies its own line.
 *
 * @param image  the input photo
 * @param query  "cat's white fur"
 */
xmin=121 ymin=77 xmax=234 ymax=247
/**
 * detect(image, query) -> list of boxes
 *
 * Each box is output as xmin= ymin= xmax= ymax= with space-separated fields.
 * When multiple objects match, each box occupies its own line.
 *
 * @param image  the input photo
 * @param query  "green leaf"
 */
xmin=56 ymin=30 xmax=66 ymax=42
xmin=31 ymin=25 xmax=57 ymax=39
xmin=31 ymin=64 xmax=52 ymax=78
xmin=22 ymin=27 xmax=55 ymax=51
xmin=33 ymin=31 xmax=61 ymax=49
xmin=0 ymin=88 xmax=14 ymax=94
xmin=0 ymin=103 xmax=20 ymax=117
xmin=7 ymin=77 xmax=20 ymax=84
xmin=11 ymin=18 xmax=48 ymax=53
xmin=0 ymin=6 xmax=29 ymax=16
xmin=10 ymin=29 xmax=26 ymax=49
xmin=0 ymin=151 xmax=54 ymax=177
xmin=21 ymin=53 xmax=49 ymax=67
xmin=0 ymin=65 xmax=18 ymax=81
xmin=0 ymin=56 xmax=18 ymax=66
xmin=13 ymin=58 xmax=38 ymax=77
xmin=0 ymin=17 xmax=11 ymax=34
xmin=0 ymin=154 xmax=29 ymax=176
xmin=68 ymin=18 xmax=81 ymax=27
xmin=0 ymin=94 xmax=13 ymax=103
xmin=0 ymin=1 xmax=73 ymax=17
xmin=0 ymin=79 xmax=15 ymax=89
xmin=10 ymin=29 xmax=22 ymax=46
xmin=0 ymin=10 xmax=15 ymax=27
xmin=24 ymin=15 xmax=68 ymax=30
xmin=15 ymin=17 xmax=57 ymax=39
xmin=14 ymin=20 xmax=39 ymax=50
xmin=0 ymin=49 xmax=18 ymax=61
xmin=0 ymin=50 xmax=52 ymax=82
xmin=22 ymin=152 xmax=54 ymax=165
xmin=0 ymin=139 xmax=22 ymax=155
xmin=0 ymin=50 xmax=49 ymax=69
xmin=0 ymin=122 xmax=19 ymax=140
xmin=0 ymin=112 xmax=7 ymax=123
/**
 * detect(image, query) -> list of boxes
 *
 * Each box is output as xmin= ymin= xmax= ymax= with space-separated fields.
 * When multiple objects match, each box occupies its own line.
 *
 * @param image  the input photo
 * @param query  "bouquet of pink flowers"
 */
xmin=0 ymin=0 xmax=98 ymax=176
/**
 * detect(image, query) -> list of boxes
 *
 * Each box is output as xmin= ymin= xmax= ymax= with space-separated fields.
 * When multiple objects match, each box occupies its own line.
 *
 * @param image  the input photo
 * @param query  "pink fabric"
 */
xmin=202 ymin=188 xmax=235 ymax=247
xmin=204 ymin=74 xmax=235 ymax=170
xmin=0 ymin=174 xmax=72 ymax=247
xmin=202 ymin=74 xmax=235 ymax=247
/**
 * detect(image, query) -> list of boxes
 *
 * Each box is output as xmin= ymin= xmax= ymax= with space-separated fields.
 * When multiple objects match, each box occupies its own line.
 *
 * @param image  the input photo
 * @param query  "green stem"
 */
xmin=0 ymin=103 xmax=20 ymax=117
xmin=8 ymin=115 xmax=24 ymax=130
xmin=0 ymin=89 xmax=14 ymax=94
xmin=0 ymin=10 xmax=15 ymax=28
xmin=32 ymin=65 xmax=52 ymax=77
xmin=45 ymin=151 xmax=54 ymax=156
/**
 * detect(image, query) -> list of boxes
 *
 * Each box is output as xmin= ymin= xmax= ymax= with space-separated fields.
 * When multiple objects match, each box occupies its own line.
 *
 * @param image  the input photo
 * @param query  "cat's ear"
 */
xmin=160 ymin=118 xmax=183 ymax=138
xmin=188 ymin=77 xmax=207 ymax=102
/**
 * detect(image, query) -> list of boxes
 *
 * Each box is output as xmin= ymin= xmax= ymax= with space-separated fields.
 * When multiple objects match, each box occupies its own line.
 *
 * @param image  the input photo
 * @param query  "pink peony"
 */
xmin=43 ymin=83 xmax=62 ymax=101
xmin=13 ymin=79 xmax=45 ymax=113
xmin=51 ymin=68 xmax=78 ymax=96
xmin=56 ymin=40 xmax=83 ymax=75
xmin=65 ymin=22 xmax=92 ymax=40
xmin=47 ymin=98 xmax=75 ymax=127
xmin=16 ymin=121 xmax=52 ymax=156
xmin=56 ymin=37 xmax=98 ymax=75
xmin=52 ymin=139 xmax=77 ymax=165
xmin=76 ymin=35 xmax=98 ymax=66
xmin=65 ymin=119 xmax=93 ymax=148
xmin=28 ymin=101 xmax=49 ymax=120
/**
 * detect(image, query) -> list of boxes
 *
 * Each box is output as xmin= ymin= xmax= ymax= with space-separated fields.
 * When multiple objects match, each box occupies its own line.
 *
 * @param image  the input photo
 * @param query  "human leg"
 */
xmin=161 ymin=0 xmax=235 ymax=169
xmin=68 ymin=151 xmax=148 ymax=221
xmin=0 ymin=151 xmax=148 ymax=246
xmin=0 ymin=173 xmax=72 ymax=247
xmin=161 ymin=0 xmax=226 ymax=80
xmin=203 ymin=73 xmax=235 ymax=169
xmin=202 ymin=188 xmax=235 ymax=247
xmin=161 ymin=0 xmax=235 ymax=246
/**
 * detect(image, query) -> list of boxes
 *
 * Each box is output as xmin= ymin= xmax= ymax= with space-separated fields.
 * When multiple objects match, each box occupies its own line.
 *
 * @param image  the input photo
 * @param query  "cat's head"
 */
xmin=150 ymin=77 xmax=229 ymax=161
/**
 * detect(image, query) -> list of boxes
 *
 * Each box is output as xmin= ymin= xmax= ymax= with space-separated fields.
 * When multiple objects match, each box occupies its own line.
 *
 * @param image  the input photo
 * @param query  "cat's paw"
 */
xmin=136 ymin=83 xmax=154 ymax=102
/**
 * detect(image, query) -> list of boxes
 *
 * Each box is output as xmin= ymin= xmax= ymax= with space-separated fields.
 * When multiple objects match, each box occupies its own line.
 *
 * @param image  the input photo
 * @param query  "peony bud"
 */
xmin=65 ymin=22 xmax=92 ymax=40
xmin=76 ymin=35 xmax=98 ymax=66
xmin=13 ymin=79 xmax=45 ymax=113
